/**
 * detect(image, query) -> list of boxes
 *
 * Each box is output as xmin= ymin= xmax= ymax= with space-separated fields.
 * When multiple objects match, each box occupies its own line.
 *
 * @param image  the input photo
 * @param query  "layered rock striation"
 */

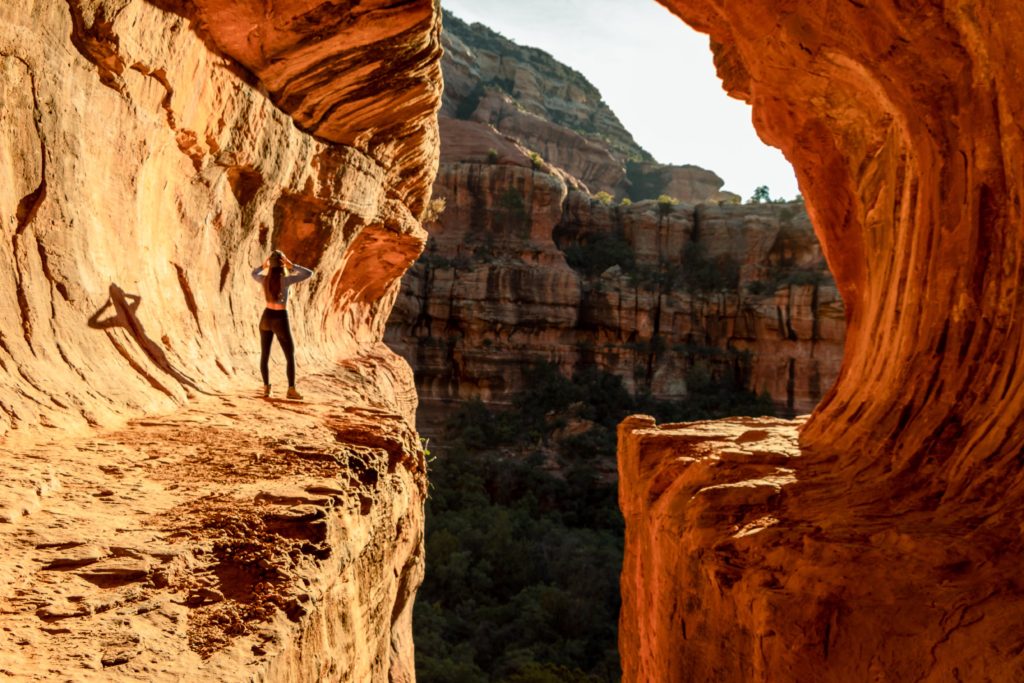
xmin=618 ymin=1 xmax=1024 ymax=680
xmin=0 ymin=0 xmax=439 ymax=434
xmin=440 ymin=11 xmax=730 ymax=201
xmin=0 ymin=0 xmax=439 ymax=679
xmin=0 ymin=367 xmax=426 ymax=681
xmin=386 ymin=16 xmax=842 ymax=416
xmin=387 ymin=157 xmax=843 ymax=414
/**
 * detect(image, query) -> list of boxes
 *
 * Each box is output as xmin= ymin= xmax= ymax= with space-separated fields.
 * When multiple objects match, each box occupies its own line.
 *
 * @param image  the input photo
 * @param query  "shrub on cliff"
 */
xmin=746 ymin=279 xmax=776 ymax=296
xmin=681 ymin=243 xmax=741 ymax=293
xmin=628 ymin=261 xmax=683 ymax=292
xmin=656 ymin=194 xmax=679 ymax=217
xmin=748 ymin=184 xmax=771 ymax=203
xmin=561 ymin=230 xmax=634 ymax=278
xmin=593 ymin=191 xmax=614 ymax=206
xmin=423 ymin=196 xmax=447 ymax=223
xmin=625 ymin=161 xmax=668 ymax=202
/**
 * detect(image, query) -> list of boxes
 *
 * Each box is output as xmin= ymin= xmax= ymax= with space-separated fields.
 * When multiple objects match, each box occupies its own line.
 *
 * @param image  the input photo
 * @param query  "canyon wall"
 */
xmin=0 ymin=0 xmax=439 ymax=679
xmin=618 ymin=0 xmax=1024 ymax=681
xmin=439 ymin=12 xmax=734 ymax=202
xmin=386 ymin=15 xmax=842 ymax=416
xmin=387 ymin=156 xmax=843 ymax=414
xmin=0 ymin=0 xmax=438 ymax=433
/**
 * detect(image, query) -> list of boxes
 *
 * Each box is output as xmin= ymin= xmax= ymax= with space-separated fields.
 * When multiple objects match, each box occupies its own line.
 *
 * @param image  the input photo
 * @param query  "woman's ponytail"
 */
xmin=264 ymin=266 xmax=284 ymax=302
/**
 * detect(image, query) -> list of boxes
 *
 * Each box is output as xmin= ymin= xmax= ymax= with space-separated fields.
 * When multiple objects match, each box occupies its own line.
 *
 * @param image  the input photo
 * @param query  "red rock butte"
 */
xmin=618 ymin=1 xmax=1024 ymax=681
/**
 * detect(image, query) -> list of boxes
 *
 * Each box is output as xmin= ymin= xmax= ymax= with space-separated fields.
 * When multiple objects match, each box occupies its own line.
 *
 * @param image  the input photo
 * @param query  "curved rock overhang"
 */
xmin=663 ymin=0 xmax=1023 ymax=492
xmin=614 ymin=2 xmax=1024 ymax=681
xmin=0 ymin=2 xmax=441 ymax=678
xmin=0 ymin=0 xmax=442 ymax=433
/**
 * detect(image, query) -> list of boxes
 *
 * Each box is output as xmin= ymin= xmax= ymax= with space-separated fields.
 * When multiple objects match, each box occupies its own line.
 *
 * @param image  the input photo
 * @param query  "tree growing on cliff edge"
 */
xmin=748 ymin=185 xmax=771 ymax=203
xmin=657 ymin=194 xmax=678 ymax=217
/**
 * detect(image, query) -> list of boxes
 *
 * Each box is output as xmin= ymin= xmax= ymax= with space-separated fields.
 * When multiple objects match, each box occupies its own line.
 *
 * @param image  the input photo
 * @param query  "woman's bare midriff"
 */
xmin=265 ymin=302 xmax=286 ymax=311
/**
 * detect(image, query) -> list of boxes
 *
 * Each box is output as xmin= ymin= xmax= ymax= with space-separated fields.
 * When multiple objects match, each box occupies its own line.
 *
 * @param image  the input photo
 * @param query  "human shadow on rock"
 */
xmin=88 ymin=283 xmax=203 ymax=394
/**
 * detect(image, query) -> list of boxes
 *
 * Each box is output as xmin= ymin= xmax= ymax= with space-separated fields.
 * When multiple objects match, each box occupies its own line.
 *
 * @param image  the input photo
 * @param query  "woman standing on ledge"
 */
xmin=252 ymin=250 xmax=314 ymax=399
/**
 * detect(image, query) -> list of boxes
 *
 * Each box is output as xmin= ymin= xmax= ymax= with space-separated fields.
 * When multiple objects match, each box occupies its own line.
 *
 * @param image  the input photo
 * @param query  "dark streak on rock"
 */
xmin=173 ymin=263 xmax=203 ymax=335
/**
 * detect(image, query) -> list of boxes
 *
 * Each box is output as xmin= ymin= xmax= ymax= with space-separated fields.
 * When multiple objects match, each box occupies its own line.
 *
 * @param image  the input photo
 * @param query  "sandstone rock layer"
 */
xmin=387 ymin=15 xmax=843 ymax=416
xmin=618 ymin=1 xmax=1024 ymax=681
xmin=0 ymin=367 xmax=426 ymax=682
xmin=0 ymin=0 xmax=437 ymax=435
xmin=387 ymin=156 xmax=842 ymax=414
xmin=619 ymin=416 xmax=1024 ymax=683
xmin=439 ymin=11 xmax=724 ymax=200
xmin=0 ymin=0 xmax=439 ymax=679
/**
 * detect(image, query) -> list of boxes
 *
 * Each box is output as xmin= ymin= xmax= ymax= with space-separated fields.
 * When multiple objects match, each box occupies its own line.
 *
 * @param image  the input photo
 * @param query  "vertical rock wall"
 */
xmin=0 ymin=1 xmax=440 ymax=680
xmin=618 ymin=1 xmax=1024 ymax=680
xmin=387 ymin=151 xmax=843 ymax=414
xmin=0 ymin=0 xmax=440 ymax=434
xmin=387 ymin=17 xmax=844 ymax=416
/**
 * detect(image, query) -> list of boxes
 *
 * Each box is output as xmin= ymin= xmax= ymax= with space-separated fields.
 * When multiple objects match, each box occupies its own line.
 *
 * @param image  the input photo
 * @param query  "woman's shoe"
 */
xmin=286 ymin=386 xmax=303 ymax=400
xmin=263 ymin=385 xmax=271 ymax=398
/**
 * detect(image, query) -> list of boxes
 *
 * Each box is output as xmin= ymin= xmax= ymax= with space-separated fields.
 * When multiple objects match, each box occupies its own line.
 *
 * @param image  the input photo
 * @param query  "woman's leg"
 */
xmin=259 ymin=330 xmax=274 ymax=385
xmin=272 ymin=317 xmax=296 ymax=387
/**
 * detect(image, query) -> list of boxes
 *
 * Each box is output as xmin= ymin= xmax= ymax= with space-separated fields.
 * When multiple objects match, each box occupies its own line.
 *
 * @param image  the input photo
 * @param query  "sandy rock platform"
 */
xmin=0 ymin=363 xmax=425 ymax=682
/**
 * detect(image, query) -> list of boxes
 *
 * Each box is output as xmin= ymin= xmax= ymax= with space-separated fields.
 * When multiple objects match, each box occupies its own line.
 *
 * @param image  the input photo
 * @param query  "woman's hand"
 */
xmin=262 ymin=257 xmax=270 ymax=269
xmin=283 ymin=256 xmax=295 ymax=269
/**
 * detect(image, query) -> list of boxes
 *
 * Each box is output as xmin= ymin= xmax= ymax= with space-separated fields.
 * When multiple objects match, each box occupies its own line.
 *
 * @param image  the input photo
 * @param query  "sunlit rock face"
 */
xmin=440 ymin=11 xmax=728 ymax=201
xmin=0 ymin=0 xmax=439 ymax=433
xmin=0 ymin=0 xmax=439 ymax=679
xmin=386 ymin=15 xmax=843 ymax=415
xmin=618 ymin=1 xmax=1024 ymax=681
xmin=387 ymin=155 xmax=843 ymax=413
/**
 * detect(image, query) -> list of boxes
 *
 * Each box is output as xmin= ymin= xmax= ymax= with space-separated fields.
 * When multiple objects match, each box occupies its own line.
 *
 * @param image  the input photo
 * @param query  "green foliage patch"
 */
xmin=415 ymin=362 xmax=774 ymax=682
xmin=560 ymin=230 xmax=635 ymax=278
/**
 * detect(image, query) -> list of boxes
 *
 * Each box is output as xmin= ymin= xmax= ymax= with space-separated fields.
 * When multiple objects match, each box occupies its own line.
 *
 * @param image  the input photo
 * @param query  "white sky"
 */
xmin=442 ymin=0 xmax=800 ymax=200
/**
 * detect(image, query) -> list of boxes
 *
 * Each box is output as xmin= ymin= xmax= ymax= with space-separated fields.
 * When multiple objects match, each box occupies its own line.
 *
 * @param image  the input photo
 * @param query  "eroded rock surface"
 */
xmin=0 ymin=0 xmax=437 ymax=434
xmin=386 ymin=16 xmax=843 ymax=415
xmin=441 ymin=11 xmax=724 ymax=201
xmin=0 ymin=0 xmax=439 ymax=679
xmin=617 ymin=1 xmax=1024 ymax=680
xmin=389 ymin=164 xmax=842 ymax=413
xmin=0 ymin=366 xmax=425 ymax=681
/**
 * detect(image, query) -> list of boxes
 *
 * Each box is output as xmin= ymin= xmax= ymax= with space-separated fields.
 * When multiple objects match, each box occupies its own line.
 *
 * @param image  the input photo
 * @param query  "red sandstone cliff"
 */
xmin=387 ymin=156 xmax=843 ymax=414
xmin=439 ymin=12 xmax=729 ymax=202
xmin=0 ymin=1 xmax=439 ymax=679
xmin=386 ymin=17 xmax=843 ymax=415
xmin=617 ymin=1 xmax=1024 ymax=681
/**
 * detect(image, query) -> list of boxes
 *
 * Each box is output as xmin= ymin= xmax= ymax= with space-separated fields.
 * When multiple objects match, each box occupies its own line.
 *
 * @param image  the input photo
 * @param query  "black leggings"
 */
xmin=259 ymin=309 xmax=295 ymax=386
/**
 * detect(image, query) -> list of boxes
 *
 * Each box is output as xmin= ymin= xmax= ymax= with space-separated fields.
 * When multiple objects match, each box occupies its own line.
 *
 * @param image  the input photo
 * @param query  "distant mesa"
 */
xmin=439 ymin=11 xmax=726 ymax=203
xmin=385 ymin=11 xmax=843 ymax=418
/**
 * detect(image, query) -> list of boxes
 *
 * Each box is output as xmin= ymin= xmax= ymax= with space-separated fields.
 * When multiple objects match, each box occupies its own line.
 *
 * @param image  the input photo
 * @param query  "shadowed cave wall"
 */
xmin=617 ymin=1 xmax=1024 ymax=681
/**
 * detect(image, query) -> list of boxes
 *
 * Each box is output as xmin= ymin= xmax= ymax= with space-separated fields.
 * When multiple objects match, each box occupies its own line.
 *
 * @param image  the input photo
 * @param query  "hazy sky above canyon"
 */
xmin=443 ymin=0 xmax=801 ymax=200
